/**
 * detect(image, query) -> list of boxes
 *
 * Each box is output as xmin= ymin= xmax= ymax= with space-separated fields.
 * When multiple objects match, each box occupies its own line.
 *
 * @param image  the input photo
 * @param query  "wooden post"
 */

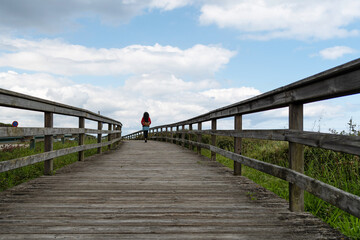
xmin=114 ymin=125 xmax=118 ymax=146
xmin=234 ymin=114 xmax=242 ymax=175
xmin=182 ymin=125 xmax=185 ymax=147
xmin=119 ymin=125 xmax=122 ymax=145
xmin=171 ymin=127 xmax=174 ymax=144
xmin=97 ymin=121 xmax=102 ymax=154
xmin=78 ymin=117 xmax=85 ymax=161
xmin=161 ymin=127 xmax=163 ymax=142
xmin=108 ymin=124 xmax=112 ymax=150
xmin=44 ymin=112 xmax=53 ymax=175
xmin=197 ymin=122 xmax=202 ymax=155
xmin=211 ymin=119 xmax=217 ymax=161
xmin=189 ymin=124 xmax=193 ymax=150
xmin=289 ymin=103 xmax=304 ymax=212
xmin=176 ymin=126 xmax=179 ymax=145
xmin=165 ymin=127 xmax=168 ymax=142
xmin=30 ymin=137 xmax=36 ymax=150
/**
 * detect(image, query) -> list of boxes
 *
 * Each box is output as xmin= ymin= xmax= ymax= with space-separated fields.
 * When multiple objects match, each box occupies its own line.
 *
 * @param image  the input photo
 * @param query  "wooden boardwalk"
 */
xmin=0 ymin=140 xmax=344 ymax=239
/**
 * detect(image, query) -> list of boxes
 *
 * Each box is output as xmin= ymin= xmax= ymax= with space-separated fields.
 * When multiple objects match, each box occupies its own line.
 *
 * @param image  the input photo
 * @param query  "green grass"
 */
xmin=0 ymin=137 xmax=112 ymax=192
xmin=196 ymin=137 xmax=359 ymax=239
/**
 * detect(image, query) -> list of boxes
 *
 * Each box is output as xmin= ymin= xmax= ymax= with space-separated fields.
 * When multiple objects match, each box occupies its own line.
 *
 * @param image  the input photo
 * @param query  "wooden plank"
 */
xmin=0 ymin=138 xmax=121 ymax=173
xmin=0 ymin=141 xmax=345 ymax=239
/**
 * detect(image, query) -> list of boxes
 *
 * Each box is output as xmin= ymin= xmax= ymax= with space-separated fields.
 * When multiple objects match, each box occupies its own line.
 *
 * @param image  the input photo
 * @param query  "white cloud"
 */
xmin=0 ymin=71 xmax=260 ymax=135
xmin=0 ymin=70 xmax=354 ymax=134
xmin=318 ymin=46 xmax=357 ymax=60
xmin=0 ymin=37 xmax=236 ymax=77
xmin=199 ymin=0 xmax=360 ymax=40
xmin=149 ymin=0 xmax=193 ymax=11
xmin=200 ymin=87 xmax=261 ymax=106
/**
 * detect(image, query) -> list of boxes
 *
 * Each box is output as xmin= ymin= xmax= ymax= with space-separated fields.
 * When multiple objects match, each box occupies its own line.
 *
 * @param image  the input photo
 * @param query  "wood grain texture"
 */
xmin=0 ymin=141 xmax=345 ymax=239
xmin=289 ymin=103 xmax=304 ymax=212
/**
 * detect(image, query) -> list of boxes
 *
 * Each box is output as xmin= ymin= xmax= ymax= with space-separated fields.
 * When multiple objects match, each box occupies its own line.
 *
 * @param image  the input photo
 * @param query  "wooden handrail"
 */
xmin=0 ymin=88 xmax=122 ymax=174
xmin=0 ymin=88 xmax=121 ymax=125
xmin=123 ymin=58 xmax=360 ymax=219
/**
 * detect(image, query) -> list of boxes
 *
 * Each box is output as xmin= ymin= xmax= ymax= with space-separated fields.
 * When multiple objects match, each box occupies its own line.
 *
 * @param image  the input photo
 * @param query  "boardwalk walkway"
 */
xmin=0 ymin=140 xmax=344 ymax=239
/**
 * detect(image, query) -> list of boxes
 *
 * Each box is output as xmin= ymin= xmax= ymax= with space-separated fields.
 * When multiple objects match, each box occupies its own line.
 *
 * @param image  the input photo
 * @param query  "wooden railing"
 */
xmin=0 ymin=88 xmax=122 ymax=174
xmin=124 ymin=58 xmax=360 ymax=219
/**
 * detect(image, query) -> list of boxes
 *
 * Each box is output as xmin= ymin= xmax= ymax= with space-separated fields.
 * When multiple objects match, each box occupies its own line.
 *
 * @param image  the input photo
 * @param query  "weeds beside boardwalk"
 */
xmin=199 ymin=137 xmax=359 ymax=239
xmin=0 ymin=137 xmax=110 ymax=192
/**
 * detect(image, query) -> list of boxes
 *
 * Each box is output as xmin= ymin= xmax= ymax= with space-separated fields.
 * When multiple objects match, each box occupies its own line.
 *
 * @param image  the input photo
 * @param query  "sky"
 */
xmin=0 ymin=0 xmax=359 ymax=135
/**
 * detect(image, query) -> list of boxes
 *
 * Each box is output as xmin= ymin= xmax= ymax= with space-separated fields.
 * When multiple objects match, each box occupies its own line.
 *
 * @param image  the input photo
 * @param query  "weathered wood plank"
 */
xmin=0 ymin=141 xmax=345 ymax=239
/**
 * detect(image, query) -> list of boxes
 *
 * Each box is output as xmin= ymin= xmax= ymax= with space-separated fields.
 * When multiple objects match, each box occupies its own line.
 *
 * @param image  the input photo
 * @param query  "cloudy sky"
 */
xmin=0 ymin=0 xmax=359 ymax=134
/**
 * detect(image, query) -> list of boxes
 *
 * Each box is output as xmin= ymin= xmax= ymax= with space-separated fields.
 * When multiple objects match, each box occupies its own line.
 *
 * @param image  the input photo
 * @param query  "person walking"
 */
xmin=141 ymin=112 xmax=151 ymax=143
